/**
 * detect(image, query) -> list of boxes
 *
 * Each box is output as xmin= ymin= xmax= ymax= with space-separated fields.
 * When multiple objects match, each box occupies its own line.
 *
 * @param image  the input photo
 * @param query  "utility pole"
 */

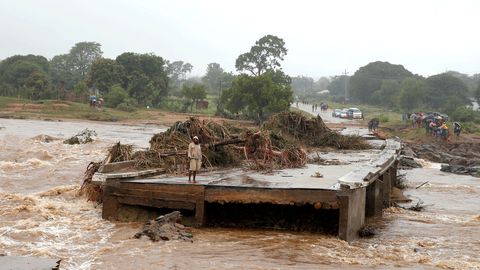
xmin=343 ymin=69 xmax=349 ymax=104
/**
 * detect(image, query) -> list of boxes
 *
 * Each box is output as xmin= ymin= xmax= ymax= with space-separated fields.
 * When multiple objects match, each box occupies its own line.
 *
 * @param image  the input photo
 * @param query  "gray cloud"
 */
xmin=1 ymin=0 xmax=479 ymax=77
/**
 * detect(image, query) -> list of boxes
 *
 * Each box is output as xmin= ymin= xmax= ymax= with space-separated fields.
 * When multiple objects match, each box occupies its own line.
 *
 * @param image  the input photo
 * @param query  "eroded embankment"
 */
xmin=404 ymin=142 xmax=480 ymax=177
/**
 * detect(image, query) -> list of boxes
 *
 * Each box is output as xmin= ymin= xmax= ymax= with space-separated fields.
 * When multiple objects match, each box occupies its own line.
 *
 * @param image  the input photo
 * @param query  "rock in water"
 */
xmin=440 ymin=164 xmax=480 ymax=177
xmin=358 ymin=225 xmax=376 ymax=237
xmin=134 ymin=211 xmax=193 ymax=242
xmin=399 ymin=155 xmax=422 ymax=169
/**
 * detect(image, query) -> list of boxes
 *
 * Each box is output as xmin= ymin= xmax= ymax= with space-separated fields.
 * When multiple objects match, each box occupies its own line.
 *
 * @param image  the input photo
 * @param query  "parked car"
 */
xmin=332 ymin=109 xmax=342 ymax=118
xmin=347 ymin=108 xmax=363 ymax=119
xmin=339 ymin=109 xmax=349 ymax=118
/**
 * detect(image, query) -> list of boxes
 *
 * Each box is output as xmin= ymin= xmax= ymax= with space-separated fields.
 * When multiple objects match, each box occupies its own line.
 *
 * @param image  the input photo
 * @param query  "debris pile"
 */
xmin=63 ymin=128 xmax=97 ymax=144
xmin=78 ymin=161 xmax=102 ymax=203
xmin=117 ymin=116 xmax=309 ymax=172
xmin=263 ymin=111 xmax=370 ymax=149
xmin=133 ymin=211 xmax=193 ymax=242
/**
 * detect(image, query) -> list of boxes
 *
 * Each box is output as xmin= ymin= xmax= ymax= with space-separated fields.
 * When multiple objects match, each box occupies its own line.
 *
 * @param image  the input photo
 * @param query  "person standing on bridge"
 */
xmin=188 ymin=136 xmax=202 ymax=183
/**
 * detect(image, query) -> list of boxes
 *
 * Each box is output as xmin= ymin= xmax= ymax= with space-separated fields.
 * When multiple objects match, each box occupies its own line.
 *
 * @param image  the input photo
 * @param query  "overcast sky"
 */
xmin=1 ymin=0 xmax=479 ymax=78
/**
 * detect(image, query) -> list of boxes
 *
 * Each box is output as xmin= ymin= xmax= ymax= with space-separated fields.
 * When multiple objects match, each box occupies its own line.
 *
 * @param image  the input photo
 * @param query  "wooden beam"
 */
xmin=205 ymin=186 xmax=338 ymax=205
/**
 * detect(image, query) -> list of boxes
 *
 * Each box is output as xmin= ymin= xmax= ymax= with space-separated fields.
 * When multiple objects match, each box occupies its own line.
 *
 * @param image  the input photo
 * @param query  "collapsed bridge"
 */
xmin=95 ymin=138 xmax=400 ymax=242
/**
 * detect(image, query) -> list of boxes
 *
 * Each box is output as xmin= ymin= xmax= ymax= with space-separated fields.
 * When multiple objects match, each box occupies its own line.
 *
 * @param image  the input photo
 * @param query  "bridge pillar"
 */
xmin=365 ymin=179 xmax=383 ymax=219
xmin=382 ymin=169 xmax=392 ymax=208
xmin=338 ymin=187 xmax=365 ymax=243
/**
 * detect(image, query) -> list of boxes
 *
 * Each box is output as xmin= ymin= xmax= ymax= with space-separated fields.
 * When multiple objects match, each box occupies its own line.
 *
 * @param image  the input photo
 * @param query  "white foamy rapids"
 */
xmin=0 ymin=186 xmax=115 ymax=270
xmin=409 ymin=158 xmax=443 ymax=169
xmin=0 ymin=158 xmax=53 ymax=172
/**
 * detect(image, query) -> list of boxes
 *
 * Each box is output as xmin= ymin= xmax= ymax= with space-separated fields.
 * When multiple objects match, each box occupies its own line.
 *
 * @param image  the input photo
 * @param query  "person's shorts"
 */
xmin=189 ymin=158 xmax=201 ymax=171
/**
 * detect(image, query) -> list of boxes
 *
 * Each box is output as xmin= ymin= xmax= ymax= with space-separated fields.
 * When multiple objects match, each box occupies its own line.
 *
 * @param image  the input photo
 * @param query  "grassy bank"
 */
xmin=0 ymin=96 xmax=217 ymax=123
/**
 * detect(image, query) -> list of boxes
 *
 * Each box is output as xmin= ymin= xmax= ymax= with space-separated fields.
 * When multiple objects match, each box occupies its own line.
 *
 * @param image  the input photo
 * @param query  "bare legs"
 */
xmin=188 ymin=170 xmax=197 ymax=183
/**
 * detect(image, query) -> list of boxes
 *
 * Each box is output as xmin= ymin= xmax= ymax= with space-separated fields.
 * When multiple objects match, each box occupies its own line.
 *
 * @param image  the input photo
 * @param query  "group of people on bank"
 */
xmin=405 ymin=112 xmax=462 ymax=140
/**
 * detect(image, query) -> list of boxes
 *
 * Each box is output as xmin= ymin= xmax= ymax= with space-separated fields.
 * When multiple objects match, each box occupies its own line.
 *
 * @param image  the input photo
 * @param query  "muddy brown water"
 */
xmin=1 ymin=119 xmax=479 ymax=270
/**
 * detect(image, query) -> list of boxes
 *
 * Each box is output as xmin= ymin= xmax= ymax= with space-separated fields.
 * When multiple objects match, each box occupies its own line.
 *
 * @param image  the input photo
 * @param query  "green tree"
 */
xmin=49 ymin=54 xmax=76 ymax=90
xmin=25 ymin=71 xmax=51 ymax=100
xmin=221 ymin=71 xmax=293 ymax=122
xmin=398 ymin=78 xmax=427 ymax=111
xmin=115 ymin=52 xmax=169 ymax=106
xmin=222 ymin=35 xmax=292 ymax=121
xmin=291 ymin=76 xmax=314 ymax=99
xmin=105 ymin=84 xmax=131 ymax=108
xmin=315 ymin=77 xmax=331 ymax=91
xmin=475 ymin=82 xmax=480 ymax=103
xmin=201 ymin=63 xmax=233 ymax=95
xmin=327 ymin=76 xmax=349 ymax=98
xmin=182 ymin=83 xmax=207 ymax=112
xmin=0 ymin=55 xmax=51 ymax=98
xmin=371 ymin=80 xmax=401 ymax=107
xmin=69 ymin=42 xmax=103 ymax=78
xmin=425 ymin=73 xmax=470 ymax=110
xmin=87 ymin=58 xmax=125 ymax=94
xmin=235 ymin=35 xmax=287 ymax=76
xmin=349 ymin=61 xmax=414 ymax=104
xmin=73 ymin=81 xmax=88 ymax=100
xmin=167 ymin=60 xmax=193 ymax=88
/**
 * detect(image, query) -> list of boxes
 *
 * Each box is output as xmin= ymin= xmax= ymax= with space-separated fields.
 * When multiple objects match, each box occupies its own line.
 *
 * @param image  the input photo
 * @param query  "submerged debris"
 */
xmin=394 ymin=199 xmax=426 ymax=212
xmin=31 ymin=134 xmax=58 ymax=143
xmin=63 ymin=128 xmax=97 ymax=144
xmin=407 ymin=200 xmax=426 ymax=212
xmin=358 ymin=225 xmax=376 ymax=237
xmin=394 ymin=173 xmax=408 ymax=189
xmin=78 ymin=161 xmax=102 ymax=203
xmin=134 ymin=211 xmax=193 ymax=242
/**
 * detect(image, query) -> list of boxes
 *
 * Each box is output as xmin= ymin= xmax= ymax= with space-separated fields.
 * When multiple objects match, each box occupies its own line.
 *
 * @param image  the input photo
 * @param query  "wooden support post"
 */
xmin=338 ymin=187 xmax=366 ymax=243
xmin=195 ymin=199 xmax=206 ymax=227
xmin=102 ymin=185 xmax=120 ymax=220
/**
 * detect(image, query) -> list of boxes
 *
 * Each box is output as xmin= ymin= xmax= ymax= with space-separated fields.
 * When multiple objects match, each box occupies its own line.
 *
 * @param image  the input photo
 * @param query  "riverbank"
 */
xmin=0 ymin=96 xmax=255 ymax=128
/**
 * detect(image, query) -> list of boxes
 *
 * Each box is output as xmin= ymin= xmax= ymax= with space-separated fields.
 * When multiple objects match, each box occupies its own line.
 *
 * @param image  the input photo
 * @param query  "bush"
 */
xmin=379 ymin=115 xmax=389 ymax=123
xmin=450 ymin=106 xmax=476 ymax=122
xmin=462 ymin=122 xmax=480 ymax=134
xmin=105 ymin=84 xmax=130 ymax=108
xmin=116 ymin=102 xmax=136 ymax=112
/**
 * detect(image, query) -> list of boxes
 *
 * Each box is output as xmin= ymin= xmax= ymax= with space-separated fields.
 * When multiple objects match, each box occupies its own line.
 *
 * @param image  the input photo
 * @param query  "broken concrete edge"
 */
xmin=98 ymin=160 xmax=137 ymax=173
xmin=93 ymin=168 xmax=166 ymax=182
xmin=337 ymin=138 xmax=401 ymax=189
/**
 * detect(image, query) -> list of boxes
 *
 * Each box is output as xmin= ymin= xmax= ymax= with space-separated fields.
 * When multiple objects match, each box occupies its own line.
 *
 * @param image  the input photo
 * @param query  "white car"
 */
xmin=348 ymin=108 xmax=363 ymax=119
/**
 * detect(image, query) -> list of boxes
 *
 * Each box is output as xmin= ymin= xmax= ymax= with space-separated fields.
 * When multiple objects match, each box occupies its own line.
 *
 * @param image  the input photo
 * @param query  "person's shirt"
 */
xmin=188 ymin=142 xmax=202 ymax=159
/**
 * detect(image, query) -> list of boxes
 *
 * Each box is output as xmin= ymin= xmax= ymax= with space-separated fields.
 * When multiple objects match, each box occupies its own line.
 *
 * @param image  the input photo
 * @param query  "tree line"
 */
xmin=0 ymin=36 xmax=293 ymax=121
xmin=1 ymin=37 xmax=479 ymax=122
xmin=291 ymin=61 xmax=480 ymax=121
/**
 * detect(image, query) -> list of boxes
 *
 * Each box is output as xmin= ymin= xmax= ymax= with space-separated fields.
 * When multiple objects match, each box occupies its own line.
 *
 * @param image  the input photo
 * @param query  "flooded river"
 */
xmin=0 ymin=118 xmax=479 ymax=269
